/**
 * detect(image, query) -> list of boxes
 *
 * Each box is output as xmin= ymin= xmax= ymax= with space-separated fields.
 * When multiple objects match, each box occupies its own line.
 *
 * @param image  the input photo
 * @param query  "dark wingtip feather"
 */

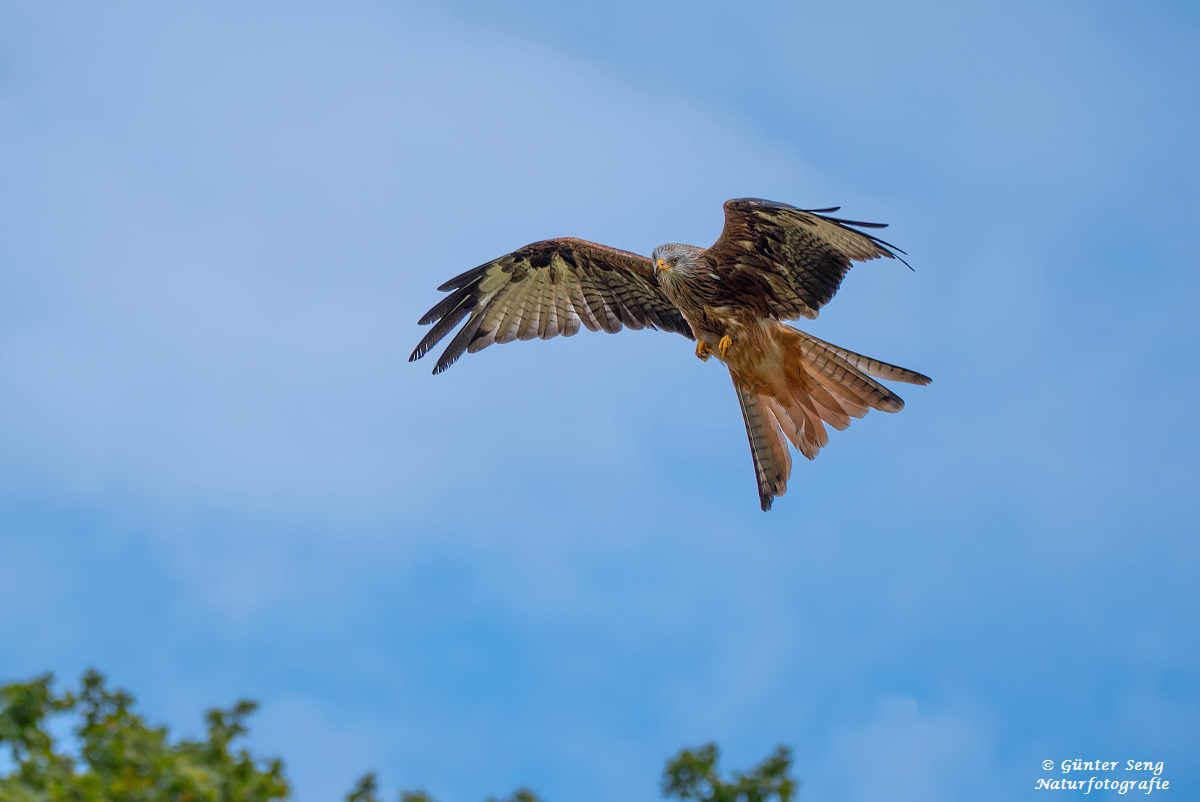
xmin=882 ymin=248 xmax=914 ymax=271
xmin=437 ymin=263 xmax=490 ymax=292
xmin=731 ymin=197 xmax=796 ymax=211
xmin=882 ymin=245 xmax=914 ymax=271
xmin=410 ymin=306 xmax=471 ymax=362
xmin=418 ymin=286 xmax=474 ymax=326
xmin=850 ymin=228 xmax=914 ymax=270
xmin=826 ymin=217 xmax=889 ymax=229
xmin=807 ymin=208 xmax=915 ymax=270
xmin=431 ymin=354 xmax=459 ymax=375
xmin=431 ymin=313 xmax=485 ymax=374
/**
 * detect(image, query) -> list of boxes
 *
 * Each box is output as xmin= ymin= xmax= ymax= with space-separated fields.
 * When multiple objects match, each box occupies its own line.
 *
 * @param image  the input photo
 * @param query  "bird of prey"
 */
xmin=411 ymin=198 xmax=930 ymax=510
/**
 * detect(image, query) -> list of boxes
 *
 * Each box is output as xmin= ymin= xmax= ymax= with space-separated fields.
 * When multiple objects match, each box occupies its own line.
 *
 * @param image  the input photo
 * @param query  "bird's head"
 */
xmin=652 ymin=243 xmax=703 ymax=282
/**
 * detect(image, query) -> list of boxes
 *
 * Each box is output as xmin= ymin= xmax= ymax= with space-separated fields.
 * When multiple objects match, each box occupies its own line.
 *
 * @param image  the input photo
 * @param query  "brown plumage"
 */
xmin=410 ymin=238 xmax=692 ymax=374
xmin=411 ymin=198 xmax=930 ymax=510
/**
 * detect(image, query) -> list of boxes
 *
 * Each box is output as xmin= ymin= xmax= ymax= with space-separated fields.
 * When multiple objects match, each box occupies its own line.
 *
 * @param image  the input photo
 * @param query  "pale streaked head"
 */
xmin=652 ymin=243 xmax=703 ymax=280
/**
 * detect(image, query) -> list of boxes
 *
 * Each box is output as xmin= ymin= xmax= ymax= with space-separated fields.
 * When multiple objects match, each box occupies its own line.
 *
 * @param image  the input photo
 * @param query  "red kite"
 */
xmin=412 ymin=198 xmax=930 ymax=510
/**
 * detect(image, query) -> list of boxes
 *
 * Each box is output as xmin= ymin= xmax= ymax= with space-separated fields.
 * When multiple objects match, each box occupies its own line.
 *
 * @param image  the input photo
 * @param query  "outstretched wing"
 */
xmin=705 ymin=198 xmax=911 ymax=321
xmin=411 ymin=237 xmax=694 ymax=374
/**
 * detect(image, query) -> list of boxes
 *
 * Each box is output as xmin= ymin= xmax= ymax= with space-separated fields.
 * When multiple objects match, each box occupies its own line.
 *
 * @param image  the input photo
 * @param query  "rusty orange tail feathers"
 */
xmin=730 ymin=324 xmax=930 ymax=510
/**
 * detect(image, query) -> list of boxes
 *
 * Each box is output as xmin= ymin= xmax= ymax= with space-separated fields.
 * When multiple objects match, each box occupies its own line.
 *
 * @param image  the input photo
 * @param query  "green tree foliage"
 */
xmin=346 ymin=772 xmax=380 ymax=802
xmin=662 ymin=743 xmax=796 ymax=802
xmin=4 ymin=671 xmax=797 ymax=802
xmin=344 ymin=772 xmax=540 ymax=802
xmin=344 ymin=773 xmax=437 ymax=802
xmin=0 ymin=670 xmax=288 ymax=802
xmin=483 ymin=789 xmax=541 ymax=802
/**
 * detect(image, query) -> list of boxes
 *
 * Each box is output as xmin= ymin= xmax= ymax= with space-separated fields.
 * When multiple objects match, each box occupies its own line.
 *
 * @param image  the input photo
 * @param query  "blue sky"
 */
xmin=0 ymin=1 xmax=1197 ymax=800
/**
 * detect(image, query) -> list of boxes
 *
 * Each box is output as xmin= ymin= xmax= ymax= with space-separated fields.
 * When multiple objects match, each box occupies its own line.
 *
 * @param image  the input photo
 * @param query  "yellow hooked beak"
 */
xmin=657 ymin=258 xmax=669 ymax=271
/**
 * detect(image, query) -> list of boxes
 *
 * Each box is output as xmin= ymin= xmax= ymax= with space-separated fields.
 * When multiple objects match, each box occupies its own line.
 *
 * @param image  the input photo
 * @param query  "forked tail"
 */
xmin=733 ymin=328 xmax=930 ymax=511
xmin=735 ymin=385 xmax=792 ymax=511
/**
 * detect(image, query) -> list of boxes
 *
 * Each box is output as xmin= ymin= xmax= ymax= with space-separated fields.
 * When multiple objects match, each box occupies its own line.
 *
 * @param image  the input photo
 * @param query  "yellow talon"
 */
xmin=695 ymin=340 xmax=712 ymax=361
xmin=718 ymin=335 xmax=732 ymax=360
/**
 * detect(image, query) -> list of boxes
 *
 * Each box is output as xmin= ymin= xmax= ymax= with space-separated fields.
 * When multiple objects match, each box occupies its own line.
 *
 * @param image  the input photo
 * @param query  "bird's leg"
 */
xmin=695 ymin=340 xmax=713 ymax=361
xmin=718 ymin=335 xmax=733 ymax=360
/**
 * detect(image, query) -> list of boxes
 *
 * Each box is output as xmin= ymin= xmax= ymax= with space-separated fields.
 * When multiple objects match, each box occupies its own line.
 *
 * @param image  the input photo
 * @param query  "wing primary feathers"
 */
xmin=818 ymin=216 xmax=889 ymax=229
xmin=843 ymin=227 xmax=913 ymax=267
xmin=810 ymin=212 xmax=913 ymax=269
xmin=432 ymin=312 xmax=486 ymax=374
xmin=707 ymin=199 xmax=917 ymax=319
xmin=411 ymin=238 xmax=691 ymax=372
xmin=436 ymin=263 xmax=490 ymax=292
xmin=417 ymin=287 xmax=473 ymax=326
xmin=493 ymin=273 xmax=536 ymax=344
xmin=410 ymin=305 xmax=470 ymax=362
xmin=806 ymin=209 xmax=913 ymax=267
